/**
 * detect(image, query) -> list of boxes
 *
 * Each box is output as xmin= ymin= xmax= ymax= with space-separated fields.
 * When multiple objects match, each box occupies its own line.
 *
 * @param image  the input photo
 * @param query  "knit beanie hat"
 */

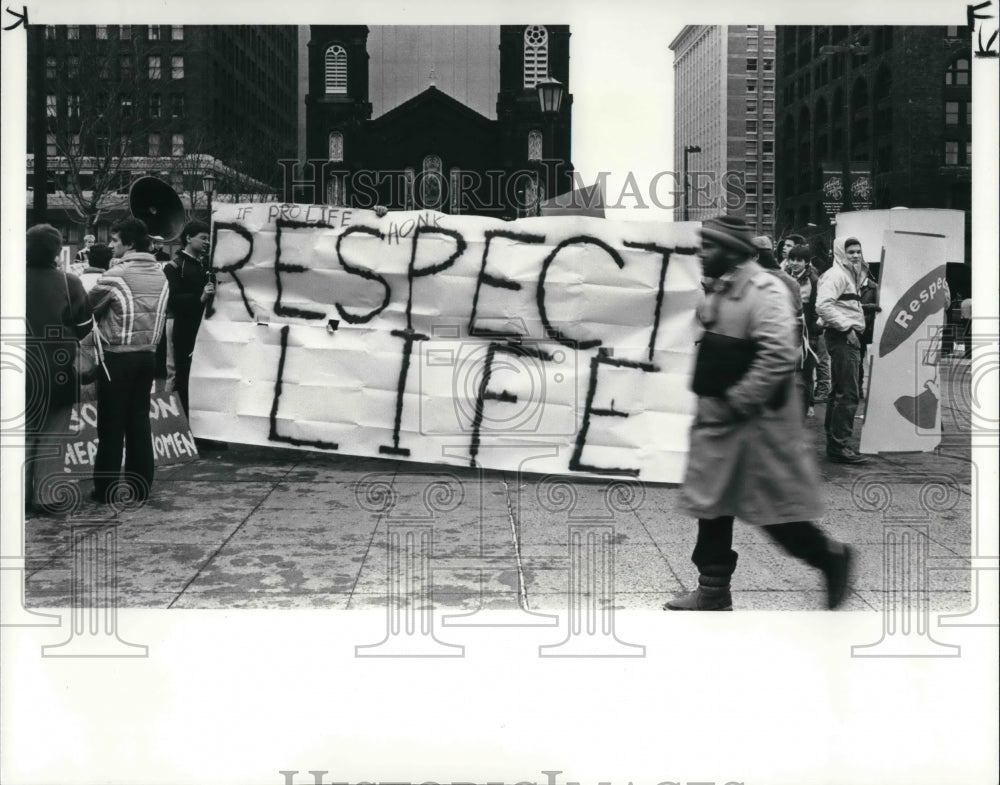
xmin=26 ymin=223 xmax=63 ymax=267
xmin=751 ymin=235 xmax=773 ymax=251
xmin=700 ymin=215 xmax=756 ymax=255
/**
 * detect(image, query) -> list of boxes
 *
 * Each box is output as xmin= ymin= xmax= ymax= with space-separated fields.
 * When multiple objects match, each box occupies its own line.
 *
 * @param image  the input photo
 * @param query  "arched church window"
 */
xmin=328 ymin=131 xmax=344 ymax=162
xmin=325 ymin=45 xmax=347 ymax=94
xmin=523 ymin=26 xmax=549 ymax=88
xmin=528 ymin=130 xmax=543 ymax=161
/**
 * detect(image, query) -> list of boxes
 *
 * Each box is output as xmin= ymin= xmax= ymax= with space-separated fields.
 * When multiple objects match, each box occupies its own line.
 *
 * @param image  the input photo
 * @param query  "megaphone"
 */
xmin=128 ymin=176 xmax=185 ymax=241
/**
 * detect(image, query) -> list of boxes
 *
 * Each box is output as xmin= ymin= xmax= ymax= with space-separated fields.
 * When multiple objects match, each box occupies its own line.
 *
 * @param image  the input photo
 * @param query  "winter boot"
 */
xmin=662 ymin=574 xmax=733 ymax=611
xmin=823 ymin=542 xmax=854 ymax=609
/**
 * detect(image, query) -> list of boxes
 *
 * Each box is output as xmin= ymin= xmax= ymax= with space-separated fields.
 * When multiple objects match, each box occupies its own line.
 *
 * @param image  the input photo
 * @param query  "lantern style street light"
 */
xmin=201 ymin=173 xmax=217 ymax=221
xmin=533 ymin=76 xmax=566 ymax=215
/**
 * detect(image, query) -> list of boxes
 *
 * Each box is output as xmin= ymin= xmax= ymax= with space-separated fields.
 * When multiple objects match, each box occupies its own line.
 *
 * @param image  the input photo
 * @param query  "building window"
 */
xmin=149 ymin=133 xmax=161 ymax=157
xmin=45 ymin=56 xmax=56 ymax=79
xmin=148 ymin=25 xmax=161 ymax=40
xmin=746 ymin=98 xmax=757 ymax=115
xmin=945 ymin=57 xmax=970 ymax=86
xmin=763 ymin=202 xmax=774 ymax=215
xmin=422 ymin=154 xmax=444 ymax=207
xmin=69 ymin=134 xmax=80 ymax=156
xmin=96 ymin=25 xmax=108 ymax=39
xmin=746 ymin=182 xmax=758 ymax=196
xmin=763 ymin=78 xmax=774 ymax=93
xmin=747 ymin=36 xmax=758 ymax=51
xmin=68 ymin=94 xmax=80 ymax=119
xmin=326 ymin=176 xmax=343 ymax=207
xmin=747 ymin=78 xmax=757 ymax=93
xmin=747 ymin=58 xmax=757 ymax=72
xmin=746 ymin=120 xmax=758 ymax=134
xmin=966 ymin=101 xmax=972 ymax=125
xmin=763 ymin=58 xmax=773 ymax=70
xmin=763 ymin=182 xmax=774 ymax=195
xmin=46 ymin=94 xmax=57 ymax=117
xmin=763 ymin=99 xmax=774 ymax=114
xmin=171 ymin=56 xmax=184 ymax=79
xmin=523 ymin=25 xmax=549 ymax=88
xmin=404 ymin=167 xmax=416 ymax=210
xmin=119 ymin=96 xmax=132 ymax=117
xmin=450 ymin=169 xmax=462 ymax=215
xmin=46 ymin=134 xmax=57 ymax=157
xmin=746 ymin=201 xmax=758 ymax=216
xmin=119 ymin=25 xmax=131 ymax=40
xmin=67 ymin=56 xmax=80 ymax=79
xmin=762 ymin=140 xmax=774 ymax=154
xmin=944 ymin=141 xmax=959 ymax=165
xmin=171 ymin=25 xmax=184 ymax=41
xmin=945 ymin=101 xmax=959 ymax=124
xmin=44 ymin=25 xmax=56 ymax=40
xmin=171 ymin=134 xmax=184 ymax=156
xmin=150 ymin=94 xmax=161 ymax=118
xmin=528 ymin=129 xmax=543 ymax=160
xmin=328 ymin=131 xmax=344 ymax=162
xmin=966 ymin=141 xmax=972 ymax=165
xmin=67 ymin=25 xmax=79 ymax=40
xmin=763 ymin=120 xmax=774 ymax=133
xmin=171 ymin=95 xmax=184 ymax=117
xmin=945 ymin=26 xmax=965 ymax=38
xmin=120 ymin=55 xmax=133 ymax=79
xmin=324 ymin=45 xmax=347 ymax=94
xmin=148 ymin=56 xmax=161 ymax=79
xmin=762 ymin=161 xmax=774 ymax=174
xmin=745 ymin=140 xmax=758 ymax=156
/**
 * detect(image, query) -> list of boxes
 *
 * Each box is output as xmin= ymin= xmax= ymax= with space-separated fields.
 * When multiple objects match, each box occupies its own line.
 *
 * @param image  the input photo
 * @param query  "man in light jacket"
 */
xmin=815 ymin=237 xmax=869 ymax=464
xmin=664 ymin=215 xmax=853 ymax=611
xmin=88 ymin=218 xmax=169 ymax=504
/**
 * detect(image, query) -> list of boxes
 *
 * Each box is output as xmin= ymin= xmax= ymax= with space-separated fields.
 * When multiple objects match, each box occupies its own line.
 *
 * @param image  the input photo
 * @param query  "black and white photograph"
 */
xmin=2 ymin=1 xmax=997 ymax=783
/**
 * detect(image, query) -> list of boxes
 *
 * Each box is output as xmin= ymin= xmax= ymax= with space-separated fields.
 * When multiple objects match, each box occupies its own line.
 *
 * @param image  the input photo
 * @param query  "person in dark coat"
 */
xmin=664 ymin=215 xmax=853 ymax=611
xmin=24 ymin=224 xmax=93 ymax=514
xmin=858 ymin=267 xmax=880 ymax=397
xmin=163 ymin=221 xmax=213 ymax=417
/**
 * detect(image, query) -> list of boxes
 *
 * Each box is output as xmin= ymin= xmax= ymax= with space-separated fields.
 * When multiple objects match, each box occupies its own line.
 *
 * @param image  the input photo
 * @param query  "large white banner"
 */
xmin=860 ymin=230 xmax=949 ymax=454
xmin=189 ymin=204 xmax=702 ymax=482
xmin=836 ymin=208 xmax=965 ymax=265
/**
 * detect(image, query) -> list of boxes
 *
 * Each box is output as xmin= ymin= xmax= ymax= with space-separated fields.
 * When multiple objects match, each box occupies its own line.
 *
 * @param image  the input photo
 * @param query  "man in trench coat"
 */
xmin=664 ymin=215 xmax=853 ymax=611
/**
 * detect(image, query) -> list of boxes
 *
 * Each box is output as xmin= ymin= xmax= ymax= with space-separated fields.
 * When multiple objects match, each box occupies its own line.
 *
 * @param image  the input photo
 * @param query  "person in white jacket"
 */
xmin=815 ymin=237 xmax=869 ymax=464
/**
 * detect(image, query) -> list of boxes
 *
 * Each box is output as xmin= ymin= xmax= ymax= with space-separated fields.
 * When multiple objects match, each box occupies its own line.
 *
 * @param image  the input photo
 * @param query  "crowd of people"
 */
xmin=24 ymin=218 xmax=217 ymax=515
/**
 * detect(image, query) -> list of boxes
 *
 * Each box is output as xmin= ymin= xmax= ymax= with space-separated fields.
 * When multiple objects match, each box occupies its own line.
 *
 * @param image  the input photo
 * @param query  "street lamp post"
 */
xmin=819 ymin=37 xmax=870 ymax=213
xmin=201 ymin=173 xmax=216 ymax=223
xmin=535 ymin=76 xmax=565 ymax=216
xmin=683 ymin=145 xmax=701 ymax=221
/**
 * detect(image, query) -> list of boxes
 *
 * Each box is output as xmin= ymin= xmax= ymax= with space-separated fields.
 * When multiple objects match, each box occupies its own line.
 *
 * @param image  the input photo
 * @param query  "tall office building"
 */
xmin=775 ymin=25 xmax=972 ymax=256
xmin=27 ymin=25 xmax=298 ymax=249
xmin=670 ymin=25 xmax=777 ymax=236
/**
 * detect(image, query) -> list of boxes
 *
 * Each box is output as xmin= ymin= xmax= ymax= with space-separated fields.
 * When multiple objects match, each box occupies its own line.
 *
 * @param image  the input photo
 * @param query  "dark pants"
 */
xmin=800 ymin=336 xmax=818 ymax=412
xmin=173 ymin=331 xmax=196 ymax=417
xmin=93 ymin=351 xmax=156 ymax=502
xmin=693 ymin=516 xmax=833 ymax=577
xmin=824 ymin=329 xmax=861 ymax=455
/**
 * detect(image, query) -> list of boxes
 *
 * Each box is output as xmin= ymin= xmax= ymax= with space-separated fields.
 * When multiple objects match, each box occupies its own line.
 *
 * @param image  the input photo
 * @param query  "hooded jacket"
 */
xmin=815 ymin=238 xmax=867 ymax=333
xmin=88 ymin=252 xmax=169 ymax=352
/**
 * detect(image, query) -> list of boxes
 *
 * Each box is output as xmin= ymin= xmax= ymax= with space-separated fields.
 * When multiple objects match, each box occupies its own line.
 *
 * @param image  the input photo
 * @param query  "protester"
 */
xmin=776 ymin=233 xmax=806 ymax=271
xmin=149 ymin=235 xmax=172 ymax=263
xmin=787 ymin=244 xmax=822 ymax=417
xmin=74 ymin=234 xmax=96 ymax=265
xmin=87 ymin=218 xmax=169 ymax=504
xmin=664 ymin=215 xmax=853 ymax=611
xmin=164 ymin=220 xmax=213 ymax=419
xmin=858 ymin=266 xmax=880 ymax=398
xmin=960 ymin=296 xmax=972 ymax=359
xmin=24 ymin=224 xmax=93 ymax=514
xmin=815 ymin=236 xmax=870 ymax=464
xmin=77 ymin=243 xmax=112 ymax=292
